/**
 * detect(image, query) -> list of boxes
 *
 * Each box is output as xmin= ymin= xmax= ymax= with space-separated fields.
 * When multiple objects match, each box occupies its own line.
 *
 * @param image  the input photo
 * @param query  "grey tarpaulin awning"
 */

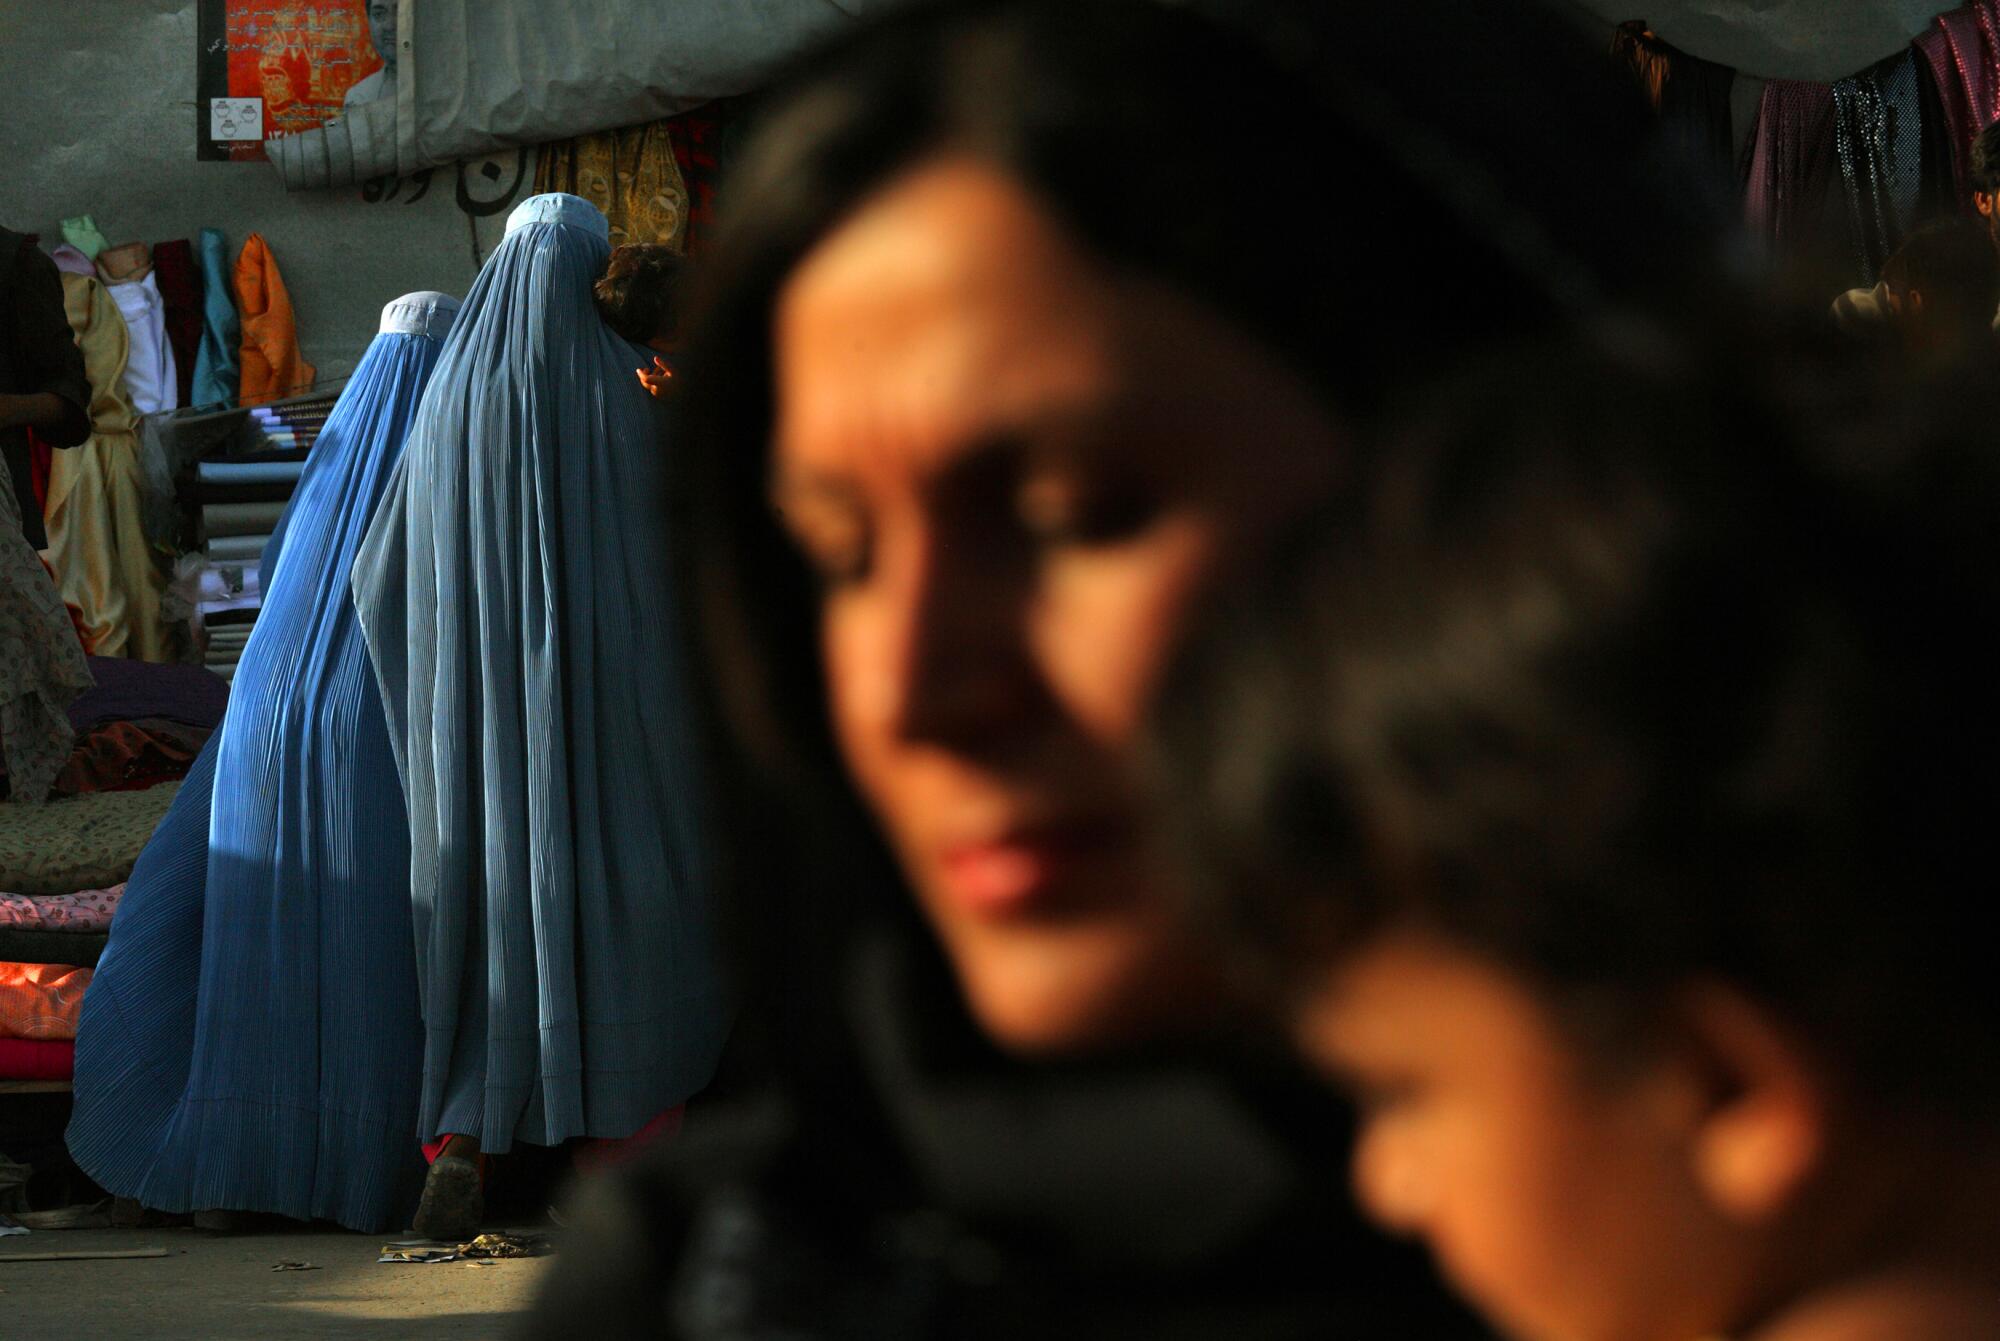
xmin=1565 ymin=1 xmax=1942 ymax=80
xmin=267 ymin=0 xmax=892 ymax=192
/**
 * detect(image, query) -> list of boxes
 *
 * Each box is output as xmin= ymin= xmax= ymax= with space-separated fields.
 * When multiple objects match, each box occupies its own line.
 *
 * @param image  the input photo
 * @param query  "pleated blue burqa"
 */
xmin=67 ymin=292 xmax=461 ymax=1231
xmin=350 ymin=195 xmax=727 ymax=1153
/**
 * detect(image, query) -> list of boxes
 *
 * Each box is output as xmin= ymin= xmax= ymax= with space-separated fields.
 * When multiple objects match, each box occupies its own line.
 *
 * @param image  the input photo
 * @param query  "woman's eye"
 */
xmin=1016 ymin=473 xmax=1159 ymax=547
xmin=1348 ymin=1075 xmax=1421 ymax=1119
xmin=776 ymin=506 xmax=871 ymax=591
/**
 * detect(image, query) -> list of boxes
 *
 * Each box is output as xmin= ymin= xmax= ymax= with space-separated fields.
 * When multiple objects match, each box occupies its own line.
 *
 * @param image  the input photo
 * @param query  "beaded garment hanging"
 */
xmin=1832 ymin=51 xmax=1926 ymax=283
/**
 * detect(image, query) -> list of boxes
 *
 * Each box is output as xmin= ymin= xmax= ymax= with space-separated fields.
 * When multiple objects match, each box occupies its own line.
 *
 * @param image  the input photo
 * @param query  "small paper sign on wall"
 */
xmin=210 ymin=97 xmax=264 ymax=142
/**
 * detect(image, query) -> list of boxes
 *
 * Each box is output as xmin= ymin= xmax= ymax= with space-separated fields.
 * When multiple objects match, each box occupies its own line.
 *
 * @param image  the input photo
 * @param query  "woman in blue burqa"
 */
xmin=67 ymin=292 xmax=461 ymax=1233
xmin=350 ymin=194 xmax=728 ymax=1239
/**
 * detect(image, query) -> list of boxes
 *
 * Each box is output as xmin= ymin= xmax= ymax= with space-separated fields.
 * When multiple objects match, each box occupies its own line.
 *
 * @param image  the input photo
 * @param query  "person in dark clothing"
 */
xmin=0 ymin=226 xmax=91 ymax=549
xmin=1970 ymin=117 xmax=2000 ymax=249
xmin=1880 ymin=217 xmax=2000 ymax=357
xmin=1149 ymin=339 xmax=2000 ymax=1341
xmin=520 ymin=1 xmax=1732 ymax=1335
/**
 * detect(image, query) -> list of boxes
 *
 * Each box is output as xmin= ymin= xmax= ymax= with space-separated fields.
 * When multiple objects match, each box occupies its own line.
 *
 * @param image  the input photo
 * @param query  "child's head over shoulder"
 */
xmin=1152 ymin=332 xmax=2000 ymax=1341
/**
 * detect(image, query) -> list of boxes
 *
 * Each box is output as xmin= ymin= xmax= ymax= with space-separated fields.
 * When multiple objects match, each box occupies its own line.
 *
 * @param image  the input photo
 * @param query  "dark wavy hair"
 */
xmin=1971 ymin=117 xmax=2000 ymax=197
xmin=594 ymin=243 xmax=687 ymax=345
xmin=1151 ymin=337 xmax=2000 ymax=1122
xmin=666 ymin=0 xmax=1730 ymax=1076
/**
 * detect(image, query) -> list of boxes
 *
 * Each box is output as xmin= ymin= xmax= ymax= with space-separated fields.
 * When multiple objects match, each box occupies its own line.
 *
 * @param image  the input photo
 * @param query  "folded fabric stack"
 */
xmin=194 ymin=445 xmax=304 ymax=677
xmin=253 ymin=394 xmax=335 ymax=455
xmin=196 ymin=454 xmax=303 ymax=570
xmin=194 ymin=561 xmax=261 ymax=681
xmin=0 ymin=655 xmax=225 ymax=1085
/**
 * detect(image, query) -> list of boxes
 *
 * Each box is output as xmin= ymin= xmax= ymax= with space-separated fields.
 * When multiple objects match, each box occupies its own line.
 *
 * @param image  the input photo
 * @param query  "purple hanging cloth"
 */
xmin=1915 ymin=0 xmax=2000 ymax=207
xmin=1743 ymin=80 xmax=1838 ymax=246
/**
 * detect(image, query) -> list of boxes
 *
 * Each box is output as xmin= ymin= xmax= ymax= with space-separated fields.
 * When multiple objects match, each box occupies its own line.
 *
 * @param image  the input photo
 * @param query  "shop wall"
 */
xmin=0 ymin=0 xmax=531 ymax=387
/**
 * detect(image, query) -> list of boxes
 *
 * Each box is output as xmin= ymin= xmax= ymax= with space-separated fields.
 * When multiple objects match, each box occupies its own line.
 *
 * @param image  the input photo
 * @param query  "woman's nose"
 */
xmin=873 ymin=529 xmax=1038 ymax=752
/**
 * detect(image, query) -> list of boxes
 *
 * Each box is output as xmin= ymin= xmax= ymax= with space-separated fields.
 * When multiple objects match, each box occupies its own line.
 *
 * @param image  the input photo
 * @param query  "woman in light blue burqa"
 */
xmin=67 ymin=292 xmax=461 ymax=1232
xmin=351 ymin=195 xmax=727 ymax=1237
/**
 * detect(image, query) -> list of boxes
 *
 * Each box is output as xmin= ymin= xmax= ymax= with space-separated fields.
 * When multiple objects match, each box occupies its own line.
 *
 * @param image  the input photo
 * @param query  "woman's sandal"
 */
xmin=412 ymin=1153 xmax=484 ymax=1242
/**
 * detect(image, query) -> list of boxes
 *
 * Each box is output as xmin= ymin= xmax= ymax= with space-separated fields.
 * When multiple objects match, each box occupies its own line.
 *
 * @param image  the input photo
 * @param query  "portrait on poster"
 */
xmin=196 ymin=0 xmax=395 ymax=161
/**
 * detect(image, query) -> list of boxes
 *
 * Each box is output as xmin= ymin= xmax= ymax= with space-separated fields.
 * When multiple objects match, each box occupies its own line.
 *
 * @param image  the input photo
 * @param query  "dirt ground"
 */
xmin=0 ymin=1223 xmax=551 ymax=1338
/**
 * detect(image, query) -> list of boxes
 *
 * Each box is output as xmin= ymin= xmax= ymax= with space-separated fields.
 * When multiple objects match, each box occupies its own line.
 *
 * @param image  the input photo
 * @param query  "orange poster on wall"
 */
xmin=197 ymin=0 xmax=390 ymax=162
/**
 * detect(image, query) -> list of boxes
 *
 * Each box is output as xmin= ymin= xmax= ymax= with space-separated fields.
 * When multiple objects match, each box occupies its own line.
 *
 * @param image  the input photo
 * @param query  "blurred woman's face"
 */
xmin=771 ymin=158 xmax=1339 ymax=1051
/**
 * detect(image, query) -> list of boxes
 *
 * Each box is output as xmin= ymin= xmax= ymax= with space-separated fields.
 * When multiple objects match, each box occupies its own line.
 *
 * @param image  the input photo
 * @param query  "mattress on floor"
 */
xmin=0 ymin=782 xmax=182 ymax=898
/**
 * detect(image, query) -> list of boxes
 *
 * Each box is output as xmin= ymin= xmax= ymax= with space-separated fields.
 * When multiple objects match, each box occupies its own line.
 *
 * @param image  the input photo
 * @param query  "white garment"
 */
xmin=1831 ymin=279 xmax=2000 ymax=333
xmin=106 ymin=272 xmax=178 ymax=415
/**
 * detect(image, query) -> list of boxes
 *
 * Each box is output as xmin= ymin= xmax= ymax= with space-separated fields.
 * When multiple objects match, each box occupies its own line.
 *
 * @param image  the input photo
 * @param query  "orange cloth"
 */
xmin=233 ymin=233 xmax=315 ymax=406
xmin=0 ymin=961 xmax=92 ymax=1041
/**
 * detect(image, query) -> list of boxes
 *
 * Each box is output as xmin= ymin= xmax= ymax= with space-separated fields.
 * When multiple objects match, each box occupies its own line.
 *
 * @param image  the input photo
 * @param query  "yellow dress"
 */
xmin=45 ymin=272 xmax=167 ymax=661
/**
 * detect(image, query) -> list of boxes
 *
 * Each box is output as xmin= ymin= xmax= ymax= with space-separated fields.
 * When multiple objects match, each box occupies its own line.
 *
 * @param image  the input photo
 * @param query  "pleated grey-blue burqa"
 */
xmin=67 ymin=292 xmax=460 ymax=1231
xmin=351 ymin=194 xmax=727 ymax=1152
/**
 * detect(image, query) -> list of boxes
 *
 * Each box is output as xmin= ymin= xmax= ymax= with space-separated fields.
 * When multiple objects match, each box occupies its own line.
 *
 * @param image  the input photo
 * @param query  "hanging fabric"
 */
xmin=58 ymin=216 xmax=111 ymax=261
xmin=661 ymin=102 xmax=743 ymax=256
xmin=1743 ymin=80 xmax=1839 ymax=246
xmin=151 ymin=241 xmax=202 ymax=410
xmin=190 ymin=229 xmax=239 ymax=412
xmin=1609 ymin=22 xmax=1736 ymax=185
xmin=1915 ymin=0 xmax=2000 ymax=207
xmin=45 ymin=273 xmax=166 ymax=662
xmin=97 ymin=244 xmax=179 ymax=417
xmin=534 ymin=120 xmax=691 ymax=252
xmin=1832 ymin=51 xmax=1927 ymax=284
xmin=234 ymin=234 xmax=314 ymax=407
xmin=48 ymin=245 xmax=95 ymax=279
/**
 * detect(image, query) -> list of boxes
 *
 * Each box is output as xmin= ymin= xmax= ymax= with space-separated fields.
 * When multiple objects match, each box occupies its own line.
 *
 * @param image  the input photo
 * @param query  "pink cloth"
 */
xmin=0 ymin=884 xmax=124 ymax=932
xmin=1916 ymin=0 xmax=2000 ymax=208
xmin=0 ymin=1037 xmax=74 ymax=1080
xmin=1742 ymin=80 xmax=1838 ymax=245
xmin=48 ymin=244 xmax=97 ymax=277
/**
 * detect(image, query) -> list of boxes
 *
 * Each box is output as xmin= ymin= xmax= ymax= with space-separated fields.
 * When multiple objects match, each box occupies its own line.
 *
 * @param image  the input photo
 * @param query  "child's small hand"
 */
xmin=636 ymin=356 xmax=674 ymax=399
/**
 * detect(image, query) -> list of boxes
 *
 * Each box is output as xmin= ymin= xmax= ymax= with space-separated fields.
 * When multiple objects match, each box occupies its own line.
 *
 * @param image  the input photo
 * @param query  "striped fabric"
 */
xmin=352 ymin=195 xmax=729 ymax=1154
xmin=67 ymin=293 xmax=460 ymax=1232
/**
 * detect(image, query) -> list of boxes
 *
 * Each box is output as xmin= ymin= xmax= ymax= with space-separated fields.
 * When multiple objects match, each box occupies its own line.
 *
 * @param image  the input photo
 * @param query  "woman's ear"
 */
xmin=1669 ymin=984 xmax=1829 ymax=1224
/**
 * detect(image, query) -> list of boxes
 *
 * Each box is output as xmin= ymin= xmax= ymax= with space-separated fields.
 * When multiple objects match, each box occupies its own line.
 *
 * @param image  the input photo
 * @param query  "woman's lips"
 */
xmin=935 ymin=822 xmax=1126 ymax=916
